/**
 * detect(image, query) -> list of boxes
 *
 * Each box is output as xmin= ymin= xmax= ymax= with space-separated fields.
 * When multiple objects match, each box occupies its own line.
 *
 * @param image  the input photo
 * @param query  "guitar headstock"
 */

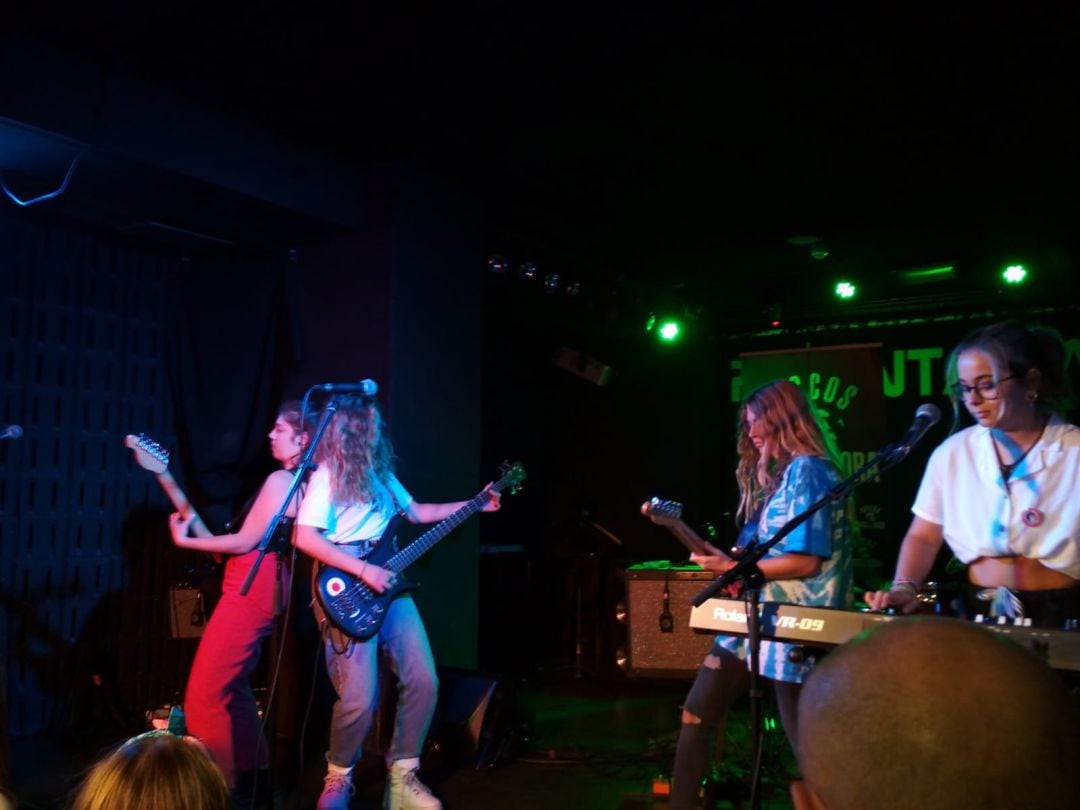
xmin=124 ymin=433 xmax=170 ymax=474
xmin=644 ymin=497 xmax=683 ymax=521
xmin=494 ymin=460 xmax=526 ymax=494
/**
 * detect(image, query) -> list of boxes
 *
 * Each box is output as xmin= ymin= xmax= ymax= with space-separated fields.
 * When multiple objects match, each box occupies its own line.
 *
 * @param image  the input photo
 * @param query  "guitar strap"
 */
xmin=731 ymin=500 xmax=764 ymax=559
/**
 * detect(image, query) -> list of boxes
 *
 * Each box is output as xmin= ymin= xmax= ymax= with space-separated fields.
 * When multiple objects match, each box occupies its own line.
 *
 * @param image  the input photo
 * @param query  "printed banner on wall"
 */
xmin=735 ymin=342 xmax=889 ymax=585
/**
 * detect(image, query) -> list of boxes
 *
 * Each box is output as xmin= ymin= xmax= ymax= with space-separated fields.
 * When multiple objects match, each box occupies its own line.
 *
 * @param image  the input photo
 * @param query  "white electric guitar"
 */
xmin=124 ymin=433 xmax=216 ymax=553
xmin=641 ymin=497 xmax=715 ymax=556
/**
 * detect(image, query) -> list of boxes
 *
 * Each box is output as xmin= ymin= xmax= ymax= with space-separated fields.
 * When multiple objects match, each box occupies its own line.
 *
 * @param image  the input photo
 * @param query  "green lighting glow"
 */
xmin=658 ymin=321 xmax=681 ymax=341
xmin=903 ymin=265 xmax=955 ymax=282
xmin=1002 ymin=264 xmax=1028 ymax=284
xmin=644 ymin=313 xmax=657 ymax=332
xmin=835 ymin=281 xmax=857 ymax=299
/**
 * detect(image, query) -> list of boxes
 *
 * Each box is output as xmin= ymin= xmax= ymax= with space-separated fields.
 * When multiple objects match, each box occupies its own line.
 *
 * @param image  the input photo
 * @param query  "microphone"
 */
xmin=311 ymin=379 xmax=378 ymax=396
xmin=890 ymin=403 xmax=942 ymax=460
xmin=0 ymin=424 xmax=23 ymax=441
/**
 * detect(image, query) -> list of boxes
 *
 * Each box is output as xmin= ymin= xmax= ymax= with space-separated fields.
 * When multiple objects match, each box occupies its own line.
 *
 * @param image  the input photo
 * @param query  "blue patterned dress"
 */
xmin=715 ymin=454 xmax=852 ymax=683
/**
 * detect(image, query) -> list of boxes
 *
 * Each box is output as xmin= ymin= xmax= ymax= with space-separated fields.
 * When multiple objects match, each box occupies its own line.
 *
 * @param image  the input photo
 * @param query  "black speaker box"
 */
xmin=169 ymin=584 xmax=206 ymax=638
xmin=364 ymin=663 xmax=507 ymax=767
xmin=425 ymin=668 xmax=508 ymax=769
xmin=625 ymin=567 xmax=715 ymax=679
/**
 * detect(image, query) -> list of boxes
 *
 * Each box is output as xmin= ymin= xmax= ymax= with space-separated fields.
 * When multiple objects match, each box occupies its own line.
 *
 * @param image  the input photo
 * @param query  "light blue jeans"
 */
xmin=323 ymin=595 xmax=439 ymax=768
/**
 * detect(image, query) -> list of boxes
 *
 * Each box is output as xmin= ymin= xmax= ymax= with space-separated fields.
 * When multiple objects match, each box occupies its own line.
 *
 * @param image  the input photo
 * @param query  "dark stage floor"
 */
xmin=10 ymin=675 xmax=796 ymax=810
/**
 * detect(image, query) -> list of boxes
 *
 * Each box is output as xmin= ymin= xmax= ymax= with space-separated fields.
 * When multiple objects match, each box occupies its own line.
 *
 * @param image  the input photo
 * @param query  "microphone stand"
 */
xmin=691 ymin=443 xmax=910 ymax=810
xmin=237 ymin=390 xmax=338 ymax=808
xmin=240 ymin=392 xmax=337 ymax=596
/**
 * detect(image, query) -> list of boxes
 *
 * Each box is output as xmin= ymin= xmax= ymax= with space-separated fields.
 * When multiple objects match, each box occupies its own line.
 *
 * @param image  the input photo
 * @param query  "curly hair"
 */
xmin=316 ymin=394 xmax=396 ymax=512
xmin=734 ymin=378 xmax=837 ymax=524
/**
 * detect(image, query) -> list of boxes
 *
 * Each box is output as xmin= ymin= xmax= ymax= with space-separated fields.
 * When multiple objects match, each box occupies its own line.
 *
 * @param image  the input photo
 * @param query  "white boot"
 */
xmin=384 ymin=759 xmax=441 ymax=810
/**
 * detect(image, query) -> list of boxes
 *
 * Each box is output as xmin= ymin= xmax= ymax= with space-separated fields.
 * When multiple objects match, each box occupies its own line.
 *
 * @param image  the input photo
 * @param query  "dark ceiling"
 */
xmin=5 ymin=3 xmax=1080 ymax=322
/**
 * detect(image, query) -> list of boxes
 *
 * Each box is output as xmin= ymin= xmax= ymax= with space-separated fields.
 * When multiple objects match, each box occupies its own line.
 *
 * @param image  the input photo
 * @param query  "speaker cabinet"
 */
xmin=625 ymin=567 xmax=715 ymax=679
xmin=426 ymin=668 xmax=504 ymax=769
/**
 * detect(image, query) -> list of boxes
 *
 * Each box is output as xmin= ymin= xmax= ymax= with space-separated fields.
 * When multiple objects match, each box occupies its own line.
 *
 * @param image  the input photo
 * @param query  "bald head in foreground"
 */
xmin=791 ymin=617 xmax=1080 ymax=810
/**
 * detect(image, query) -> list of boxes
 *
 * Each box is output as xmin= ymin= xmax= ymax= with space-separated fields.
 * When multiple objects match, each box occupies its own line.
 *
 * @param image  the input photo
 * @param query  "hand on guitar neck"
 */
xmin=640 ymin=498 xmax=729 ymax=560
xmin=125 ymin=434 xmax=219 ymax=561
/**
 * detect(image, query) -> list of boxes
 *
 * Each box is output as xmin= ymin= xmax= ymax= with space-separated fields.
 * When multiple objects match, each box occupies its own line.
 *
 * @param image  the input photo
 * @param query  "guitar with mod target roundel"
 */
xmin=315 ymin=460 xmax=526 ymax=640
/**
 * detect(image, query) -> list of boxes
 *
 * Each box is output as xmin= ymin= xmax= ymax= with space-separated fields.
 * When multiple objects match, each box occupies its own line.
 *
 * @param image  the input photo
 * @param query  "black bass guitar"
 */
xmin=315 ymin=460 xmax=526 ymax=640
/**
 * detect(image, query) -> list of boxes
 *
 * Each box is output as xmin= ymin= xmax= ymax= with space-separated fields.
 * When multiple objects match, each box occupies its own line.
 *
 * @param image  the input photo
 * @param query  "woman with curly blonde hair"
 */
xmin=647 ymin=378 xmax=852 ymax=810
xmin=293 ymin=394 xmax=499 ymax=810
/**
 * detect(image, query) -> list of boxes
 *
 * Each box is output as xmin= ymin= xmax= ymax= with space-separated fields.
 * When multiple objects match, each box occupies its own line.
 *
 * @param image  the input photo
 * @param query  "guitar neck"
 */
xmin=662 ymin=519 xmax=706 ymax=556
xmin=385 ymin=489 xmax=492 ymax=573
xmin=156 ymin=469 xmax=212 ymax=538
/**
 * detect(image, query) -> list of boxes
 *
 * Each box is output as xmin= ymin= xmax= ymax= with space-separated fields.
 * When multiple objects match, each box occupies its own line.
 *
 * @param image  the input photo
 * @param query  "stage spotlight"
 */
xmin=644 ymin=312 xmax=684 ymax=342
xmin=543 ymin=273 xmax=561 ymax=293
xmin=658 ymin=320 xmax=682 ymax=342
xmin=1002 ymin=264 xmax=1028 ymax=284
xmin=519 ymin=261 xmax=539 ymax=280
xmin=565 ymin=281 xmax=583 ymax=298
xmin=487 ymin=254 xmax=510 ymax=273
xmin=834 ymin=281 xmax=857 ymax=300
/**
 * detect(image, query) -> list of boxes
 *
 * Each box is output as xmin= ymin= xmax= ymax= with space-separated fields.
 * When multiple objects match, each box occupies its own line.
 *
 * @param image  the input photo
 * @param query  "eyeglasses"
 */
xmin=950 ymin=373 xmax=1018 ymax=400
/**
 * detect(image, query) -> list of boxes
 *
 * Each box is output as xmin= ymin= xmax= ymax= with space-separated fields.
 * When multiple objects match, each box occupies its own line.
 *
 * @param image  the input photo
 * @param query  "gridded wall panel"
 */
xmin=1 ymin=213 xmax=197 ymax=738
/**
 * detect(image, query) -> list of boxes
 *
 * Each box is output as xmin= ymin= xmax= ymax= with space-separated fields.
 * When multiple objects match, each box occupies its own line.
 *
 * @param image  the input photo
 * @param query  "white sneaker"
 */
xmin=384 ymin=766 xmax=442 ymax=810
xmin=317 ymin=770 xmax=355 ymax=810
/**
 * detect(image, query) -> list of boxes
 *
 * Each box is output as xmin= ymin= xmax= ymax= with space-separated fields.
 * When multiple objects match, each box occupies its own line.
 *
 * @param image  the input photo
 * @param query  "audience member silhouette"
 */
xmin=791 ymin=617 xmax=1080 ymax=810
xmin=71 ymin=730 xmax=230 ymax=810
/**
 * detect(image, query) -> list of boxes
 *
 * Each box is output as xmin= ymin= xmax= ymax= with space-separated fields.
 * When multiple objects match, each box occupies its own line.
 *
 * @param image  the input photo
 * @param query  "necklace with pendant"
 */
xmin=991 ymin=419 xmax=1048 ymax=526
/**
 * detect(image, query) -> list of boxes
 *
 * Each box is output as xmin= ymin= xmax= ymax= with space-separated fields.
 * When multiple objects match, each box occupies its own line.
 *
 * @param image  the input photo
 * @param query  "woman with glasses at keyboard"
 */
xmin=867 ymin=321 xmax=1080 ymax=627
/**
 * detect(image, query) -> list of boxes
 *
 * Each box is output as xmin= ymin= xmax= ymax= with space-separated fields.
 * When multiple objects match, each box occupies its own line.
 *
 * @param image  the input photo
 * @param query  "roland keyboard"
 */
xmin=689 ymin=597 xmax=1080 ymax=671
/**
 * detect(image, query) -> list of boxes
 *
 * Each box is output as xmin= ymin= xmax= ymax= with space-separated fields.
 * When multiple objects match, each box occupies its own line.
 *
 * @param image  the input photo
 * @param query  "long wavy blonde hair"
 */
xmin=72 ymin=731 xmax=229 ymax=810
xmin=316 ymin=395 xmax=396 ymax=514
xmin=734 ymin=379 xmax=836 ymax=524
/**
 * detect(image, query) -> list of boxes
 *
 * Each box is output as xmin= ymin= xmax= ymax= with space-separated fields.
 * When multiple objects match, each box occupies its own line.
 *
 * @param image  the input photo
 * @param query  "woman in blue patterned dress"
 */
xmin=657 ymin=378 xmax=853 ymax=809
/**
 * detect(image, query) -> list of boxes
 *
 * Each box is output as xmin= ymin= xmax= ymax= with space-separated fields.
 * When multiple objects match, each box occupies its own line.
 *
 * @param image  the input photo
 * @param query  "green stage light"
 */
xmin=835 ymin=281 xmax=857 ymax=300
xmin=1002 ymin=264 xmax=1028 ymax=284
xmin=658 ymin=320 xmax=682 ymax=342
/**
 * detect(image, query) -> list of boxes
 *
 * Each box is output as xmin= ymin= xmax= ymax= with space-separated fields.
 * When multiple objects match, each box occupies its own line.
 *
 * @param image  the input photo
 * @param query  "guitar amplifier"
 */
xmin=169 ymin=583 xmax=206 ymax=638
xmin=624 ymin=566 xmax=716 ymax=679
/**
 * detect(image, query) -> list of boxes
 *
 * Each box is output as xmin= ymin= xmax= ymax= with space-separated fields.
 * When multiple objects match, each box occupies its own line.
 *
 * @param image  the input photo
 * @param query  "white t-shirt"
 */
xmin=912 ymin=414 xmax=1080 ymax=579
xmin=297 ymin=465 xmax=413 ymax=547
